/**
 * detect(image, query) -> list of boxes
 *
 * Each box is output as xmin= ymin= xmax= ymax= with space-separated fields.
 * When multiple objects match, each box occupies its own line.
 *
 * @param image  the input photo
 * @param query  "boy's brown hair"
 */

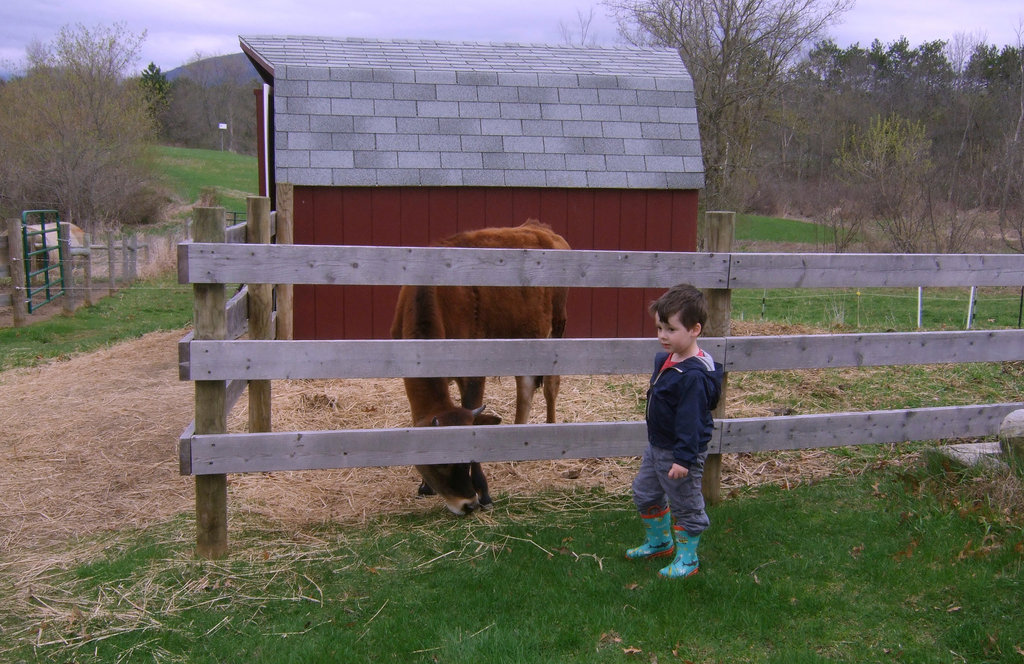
xmin=649 ymin=283 xmax=707 ymax=331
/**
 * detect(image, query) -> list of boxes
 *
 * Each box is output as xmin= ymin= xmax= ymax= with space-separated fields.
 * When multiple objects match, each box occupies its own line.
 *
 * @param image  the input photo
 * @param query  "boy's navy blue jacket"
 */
xmin=646 ymin=350 xmax=724 ymax=470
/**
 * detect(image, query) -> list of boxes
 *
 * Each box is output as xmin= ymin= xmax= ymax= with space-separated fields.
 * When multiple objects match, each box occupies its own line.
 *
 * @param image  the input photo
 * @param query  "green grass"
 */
xmin=2 ymin=462 xmax=1021 ymax=663
xmin=0 ymin=274 xmax=192 ymax=371
xmin=736 ymin=213 xmax=837 ymax=245
xmin=149 ymin=145 xmax=258 ymax=214
xmin=733 ymin=286 xmax=1024 ymax=331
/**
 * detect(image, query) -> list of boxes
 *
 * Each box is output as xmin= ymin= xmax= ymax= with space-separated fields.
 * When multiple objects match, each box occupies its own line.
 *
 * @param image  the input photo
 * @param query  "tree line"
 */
xmin=2 ymin=13 xmax=1022 ymax=253
xmin=607 ymin=0 xmax=1024 ymax=253
xmin=0 ymin=23 xmax=259 ymax=234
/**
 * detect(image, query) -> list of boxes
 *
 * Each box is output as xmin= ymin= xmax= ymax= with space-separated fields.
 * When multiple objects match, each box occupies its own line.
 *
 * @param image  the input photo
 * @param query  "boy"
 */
xmin=626 ymin=284 xmax=723 ymax=579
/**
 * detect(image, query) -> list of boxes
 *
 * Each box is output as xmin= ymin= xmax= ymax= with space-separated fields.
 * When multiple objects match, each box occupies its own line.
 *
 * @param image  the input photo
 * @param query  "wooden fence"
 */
xmin=177 ymin=195 xmax=1024 ymax=557
xmin=2 ymin=219 xmax=144 ymax=326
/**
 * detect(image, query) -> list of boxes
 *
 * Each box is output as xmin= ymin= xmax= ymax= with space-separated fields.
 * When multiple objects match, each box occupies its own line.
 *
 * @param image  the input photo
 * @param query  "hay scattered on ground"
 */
xmin=0 ymin=321 xmax=850 ymax=567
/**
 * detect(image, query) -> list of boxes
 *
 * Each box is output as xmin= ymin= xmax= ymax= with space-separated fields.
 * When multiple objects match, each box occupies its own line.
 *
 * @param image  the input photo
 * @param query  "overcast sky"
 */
xmin=1 ymin=0 xmax=1022 ymax=74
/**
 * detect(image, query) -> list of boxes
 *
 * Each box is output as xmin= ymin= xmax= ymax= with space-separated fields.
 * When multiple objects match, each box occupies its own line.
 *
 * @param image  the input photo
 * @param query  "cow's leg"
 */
xmin=543 ymin=375 xmax=560 ymax=423
xmin=470 ymin=462 xmax=492 ymax=508
xmin=513 ymin=375 xmax=538 ymax=424
xmin=456 ymin=377 xmax=486 ymax=410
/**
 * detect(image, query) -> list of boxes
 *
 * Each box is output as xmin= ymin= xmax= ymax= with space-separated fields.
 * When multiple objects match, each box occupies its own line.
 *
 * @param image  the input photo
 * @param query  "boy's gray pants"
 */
xmin=632 ymin=444 xmax=710 ymax=535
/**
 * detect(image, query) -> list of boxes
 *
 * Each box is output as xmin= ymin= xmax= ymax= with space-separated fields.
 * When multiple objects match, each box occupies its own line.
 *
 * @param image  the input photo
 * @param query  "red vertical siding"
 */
xmin=292 ymin=186 xmax=698 ymax=340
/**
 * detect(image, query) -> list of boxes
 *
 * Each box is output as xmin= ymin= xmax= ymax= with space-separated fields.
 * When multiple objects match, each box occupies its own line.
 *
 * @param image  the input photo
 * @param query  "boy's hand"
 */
xmin=668 ymin=463 xmax=689 ymax=479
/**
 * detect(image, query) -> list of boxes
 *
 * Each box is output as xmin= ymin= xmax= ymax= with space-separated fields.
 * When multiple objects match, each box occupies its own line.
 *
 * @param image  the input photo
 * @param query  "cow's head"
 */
xmin=414 ymin=405 xmax=501 ymax=515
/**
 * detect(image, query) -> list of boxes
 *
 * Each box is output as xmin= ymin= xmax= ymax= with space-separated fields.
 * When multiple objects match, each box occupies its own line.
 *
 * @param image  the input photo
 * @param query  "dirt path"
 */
xmin=0 ymin=330 xmax=195 ymax=555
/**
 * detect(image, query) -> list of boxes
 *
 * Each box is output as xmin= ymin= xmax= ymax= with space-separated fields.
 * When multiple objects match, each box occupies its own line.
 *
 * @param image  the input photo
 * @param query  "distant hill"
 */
xmin=166 ymin=52 xmax=261 ymax=85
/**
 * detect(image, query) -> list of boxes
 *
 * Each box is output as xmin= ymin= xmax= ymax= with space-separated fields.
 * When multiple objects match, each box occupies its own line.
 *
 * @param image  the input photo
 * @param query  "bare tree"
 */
xmin=998 ymin=25 xmax=1024 ymax=252
xmin=0 ymin=23 xmax=158 ymax=232
xmin=836 ymin=114 xmax=934 ymax=252
xmin=161 ymin=52 xmax=260 ymax=155
xmin=604 ymin=0 xmax=853 ymax=209
xmin=560 ymin=7 xmax=601 ymax=46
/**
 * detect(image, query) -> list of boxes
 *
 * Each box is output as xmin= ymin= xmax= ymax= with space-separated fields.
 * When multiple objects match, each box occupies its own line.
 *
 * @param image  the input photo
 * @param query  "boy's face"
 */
xmin=655 ymin=311 xmax=701 ymax=358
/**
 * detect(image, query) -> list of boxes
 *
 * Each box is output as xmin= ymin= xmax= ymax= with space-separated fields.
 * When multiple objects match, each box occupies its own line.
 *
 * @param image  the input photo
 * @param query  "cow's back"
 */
xmin=391 ymin=220 xmax=570 ymax=341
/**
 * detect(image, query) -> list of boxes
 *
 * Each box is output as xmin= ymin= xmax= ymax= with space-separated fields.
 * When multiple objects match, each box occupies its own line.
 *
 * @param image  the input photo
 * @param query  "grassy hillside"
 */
xmin=149 ymin=145 xmax=258 ymax=214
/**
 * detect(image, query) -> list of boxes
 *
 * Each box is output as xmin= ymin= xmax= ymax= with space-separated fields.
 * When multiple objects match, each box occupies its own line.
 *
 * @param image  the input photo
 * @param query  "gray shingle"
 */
xmin=525 ymin=153 xmax=567 ymax=170
xmin=332 ymin=133 xmax=375 ymax=150
xmin=500 ymin=103 xmax=542 ymax=120
xmin=374 ymin=99 xmax=418 ymax=117
xmin=353 ymin=116 xmax=397 ymax=134
xmin=436 ymin=85 xmax=479 ymax=102
xmin=276 ymin=150 xmax=310 ymax=167
xmin=420 ymin=169 xmax=463 ymax=186
xmin=419 ymin=135 xmax=462 ymax=151
xmin=276 ymin=114 xmax=310 ymax=132
xmin=517 ymin=87 xmax=559 ymax=103
xmin=398 ymin=117 xmax=441 ymax=134
xmin=354 ymin=151 xmax=398 ymax=169
xmin=563 ymin=120 xmax=605 ymax=138
xmin=352 ymin=81 xmax=395 ymax=99
xmin=565 ymin=154 xmax=605 ymax=171
xmin=477 ymin=86 xmax=520 ymax=103
xmin=503 ymin=136 xmax=546 ymax=153
xmin=600 ymin=122 xmax=642 ymax=139
xmin=330 ymin=98 xmax=373 ymax=116
xmin=483 ymin=152 xmax=525 ymax=170
xmin=440 ymin=118 xmax=483 ymax=135
xmin=417 ymin=100 xmax=461 ymax=118
xmin=287 ymin=132 xmax=332 ymax=150
xmin=309 ymin=115 xmax=352 ymax=132
xmin=481 ymin=119 xmax=522 ymax=136
xmin=541 ymin=104 xmax=582 ymax=121
xmin=398 ymin=152 xmax=441 ymax=169
xmin=376 ymin=134 xmax=419 ymax=151
xmin=310 ymin=150 xmax=355 ymax=168
xmin=505 ymin=170 xmax=547 ymax=186
xmin=458 ymin=101 xmax=500 ymax=119
xmin=462 ymin=169 xmax=505 ymax=186
xmin=394 ymin=83 xmax=438 ymax=101
xmin=241 ymin=35 xmax=703 ymax=190
xmin=522 ymin=119 xmax=564 ymax=137
xmin=441 ymin=152 xmax=484 ymax=169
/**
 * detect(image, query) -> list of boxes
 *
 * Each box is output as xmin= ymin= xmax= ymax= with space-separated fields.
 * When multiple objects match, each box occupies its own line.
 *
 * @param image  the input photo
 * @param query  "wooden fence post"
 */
xmin=82 ymin=233 xmax=93 ymax=307
xmin=58 ymin=222 xmax=75 ymax=314
xmin=7 ymin=218 xmax=28 ymax=327
xmin=193 ymin=208 xmax=228 ymax=559
xmin=107 ymin=231 xmax=117 ymax=295
xmin=247 ymin=196 xmax=273 ymax=436
xmin=275 ymin=183 xmax=295 ymax=341
xmin=702 ymin=211 xmax=735 ymax=505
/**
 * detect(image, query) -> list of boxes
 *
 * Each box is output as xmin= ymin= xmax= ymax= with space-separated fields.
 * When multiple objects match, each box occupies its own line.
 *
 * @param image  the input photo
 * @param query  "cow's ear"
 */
xmin=474 ymin=414 xmax=502 ymax=426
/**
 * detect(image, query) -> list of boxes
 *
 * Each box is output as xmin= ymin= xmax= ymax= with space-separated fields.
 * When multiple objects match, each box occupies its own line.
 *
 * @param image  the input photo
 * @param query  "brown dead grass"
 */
xmin=0 ymin=321 xmax=852 ymax=568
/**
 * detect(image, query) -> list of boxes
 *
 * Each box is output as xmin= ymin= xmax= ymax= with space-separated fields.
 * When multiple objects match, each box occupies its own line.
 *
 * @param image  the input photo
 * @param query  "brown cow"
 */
xmin=390 ymin=220 xmax=570 ymax=515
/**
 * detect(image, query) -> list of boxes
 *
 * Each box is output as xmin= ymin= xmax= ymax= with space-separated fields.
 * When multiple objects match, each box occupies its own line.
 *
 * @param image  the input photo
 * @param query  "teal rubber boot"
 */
xmin=659 ymin=527 xmax=700 ymax=578
xmin=625 ymin=506 xmax=675 ymax=560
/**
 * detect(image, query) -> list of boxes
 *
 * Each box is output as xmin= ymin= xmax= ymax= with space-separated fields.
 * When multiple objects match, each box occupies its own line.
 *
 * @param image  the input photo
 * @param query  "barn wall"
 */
xmin=292 ymin=186 xmax=699 ymax=340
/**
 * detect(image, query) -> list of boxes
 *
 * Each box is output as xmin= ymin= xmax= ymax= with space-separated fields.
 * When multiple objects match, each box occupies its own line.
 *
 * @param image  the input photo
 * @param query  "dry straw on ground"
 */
xmin=0 ymin=321 xmax=847 ymax=566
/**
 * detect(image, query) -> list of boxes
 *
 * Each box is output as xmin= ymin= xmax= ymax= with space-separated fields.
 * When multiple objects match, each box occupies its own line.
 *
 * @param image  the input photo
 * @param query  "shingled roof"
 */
xmin=240 ymin=36 xmax=704 ymax=190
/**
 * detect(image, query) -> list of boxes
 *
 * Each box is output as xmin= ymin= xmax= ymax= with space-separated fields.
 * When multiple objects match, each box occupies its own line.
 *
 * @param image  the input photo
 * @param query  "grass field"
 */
xmin=2 ymin=459 xmax=1021 ymax=663
xmin=149 ymin=145 xmax=258 ymax=214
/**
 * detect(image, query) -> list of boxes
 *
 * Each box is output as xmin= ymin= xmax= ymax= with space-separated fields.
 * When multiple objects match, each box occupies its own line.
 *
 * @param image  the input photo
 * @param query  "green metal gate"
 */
xmin=21 ymin=210 xmax=66 ymax=313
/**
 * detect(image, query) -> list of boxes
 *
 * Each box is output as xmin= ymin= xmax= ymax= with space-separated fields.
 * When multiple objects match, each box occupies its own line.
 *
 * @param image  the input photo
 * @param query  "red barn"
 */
xmin=241 ymin=36 xmax=704 ymax=339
